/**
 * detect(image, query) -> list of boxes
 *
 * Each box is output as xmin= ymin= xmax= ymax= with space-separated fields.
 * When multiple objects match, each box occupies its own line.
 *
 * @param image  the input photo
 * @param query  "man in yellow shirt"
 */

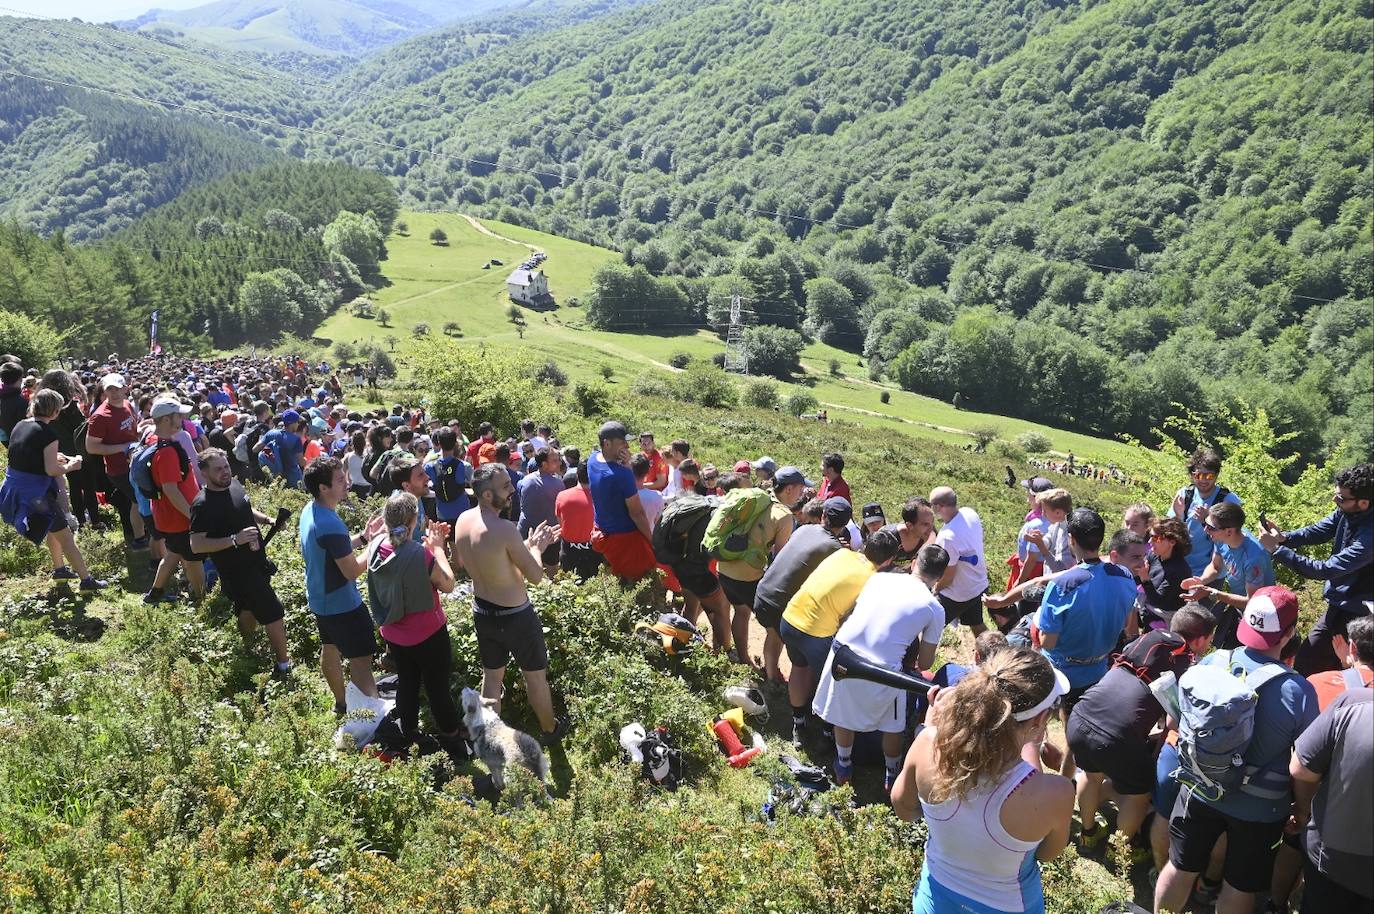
xmin=780 ymin=526 xmax=902 ymax=745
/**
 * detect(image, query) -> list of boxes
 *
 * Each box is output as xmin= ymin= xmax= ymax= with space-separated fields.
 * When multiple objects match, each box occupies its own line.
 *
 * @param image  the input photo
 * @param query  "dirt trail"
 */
xmin=462 ymin=214 xmax=542 ymax=252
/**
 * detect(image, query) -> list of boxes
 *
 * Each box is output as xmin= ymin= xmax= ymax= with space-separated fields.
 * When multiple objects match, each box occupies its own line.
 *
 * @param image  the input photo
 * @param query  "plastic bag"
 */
xmin=332 ymin=681 xmax=395 ymax=750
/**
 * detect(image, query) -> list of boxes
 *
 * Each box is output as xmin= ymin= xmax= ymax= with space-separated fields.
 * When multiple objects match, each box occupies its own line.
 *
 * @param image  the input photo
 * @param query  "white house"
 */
xmin=506 ymin=268 xmax=552 ymax=306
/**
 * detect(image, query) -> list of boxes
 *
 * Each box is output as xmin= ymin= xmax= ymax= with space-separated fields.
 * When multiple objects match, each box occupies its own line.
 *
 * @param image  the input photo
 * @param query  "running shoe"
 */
xmin=51 ymin=566 xmax=79 ymax=581
xmin=79 ymin=577 xmax=107 ymax=593
xmin=833 ymin=759 xmax=852 ymax=786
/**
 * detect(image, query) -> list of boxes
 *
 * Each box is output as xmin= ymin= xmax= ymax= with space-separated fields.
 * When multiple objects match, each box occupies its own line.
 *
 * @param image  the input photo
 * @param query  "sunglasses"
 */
xmin=1191 ymin=471 xmax=1218 ymax=481
xmin=1149 ymin=533 xmax=1171 ymax=541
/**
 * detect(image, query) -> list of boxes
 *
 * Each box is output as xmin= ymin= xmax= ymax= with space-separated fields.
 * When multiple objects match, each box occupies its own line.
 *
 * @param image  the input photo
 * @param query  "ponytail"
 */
xmin=383 ymin=491 xmax=418 ymax=548
xmin=928 ymin=648 xmax=1056 ymax=803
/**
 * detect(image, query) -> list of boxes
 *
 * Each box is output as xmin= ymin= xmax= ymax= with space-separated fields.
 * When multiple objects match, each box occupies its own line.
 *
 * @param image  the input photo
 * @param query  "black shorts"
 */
xmin=221 ymin=566 xmax=285 ymax=625
xmin=1065 ymin=714 xmax=1154 ymax=796
xmin=108 ymin=472 xmax=136 ymax=503
xmin=720 ymin=574 xmax=759 ymax=608
xmin=473 ymin=605 xmax=549 ymax=672
xmin=1062 ymin=682 xmax=1094 ymax=716
xmin=1169 ymin=790 xmax=1284 ymax=893
xmin=163 ymin=530 xmax=200 ymax=561
xmin=539 ymin=541 xmax=560 ymax=567
xmin=939 ymin=592 xmax=986 ymax=627
xmin=315 ymin=604 xmax=378 ymax=660
xmin=752 ymin=597 xmax=783 ymax=630
xmin=671 ymin=563 xmax=720 ymax=600
xmin=560 ymin=541 xmax=604 ymax=580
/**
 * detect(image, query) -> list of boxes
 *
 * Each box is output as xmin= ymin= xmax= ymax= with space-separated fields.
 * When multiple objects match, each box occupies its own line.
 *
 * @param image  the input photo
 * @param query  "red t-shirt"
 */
xmin=1308 ymin=666 xmax=1373 ymax=710
xmin=466 ymin=437 xmax=491 ymax=465
xmin=555 ymin=486 xmax=595 ymax=544
xmin=641 ymin=449 xmax=668 ymax=486
xmin=150 ymin=439 xmax=201 ymax=534
xmin=818 ymin=476 xmax=851 ymax=504
xmin=88 ymin=400 xmax=138 ymax=474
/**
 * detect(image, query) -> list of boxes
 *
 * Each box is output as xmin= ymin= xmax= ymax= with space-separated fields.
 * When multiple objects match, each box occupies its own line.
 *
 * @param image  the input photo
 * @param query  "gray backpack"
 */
xmin=1174 ymin=649 xmax=1292 ymax=802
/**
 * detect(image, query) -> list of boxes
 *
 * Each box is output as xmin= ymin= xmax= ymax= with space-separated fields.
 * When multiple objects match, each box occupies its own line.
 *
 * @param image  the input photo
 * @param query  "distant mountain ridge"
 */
xmin=116 ymin=0 xmax=517 ymax=56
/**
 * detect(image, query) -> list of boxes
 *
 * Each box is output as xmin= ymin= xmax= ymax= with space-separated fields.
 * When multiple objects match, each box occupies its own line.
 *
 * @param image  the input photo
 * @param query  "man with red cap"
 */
xmin=1155 ymin=585 xmax=1320 ymax=914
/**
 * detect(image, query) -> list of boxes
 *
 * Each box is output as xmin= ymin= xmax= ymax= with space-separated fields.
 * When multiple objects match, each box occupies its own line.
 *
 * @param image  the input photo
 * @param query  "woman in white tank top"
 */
xmin=892 ymin=648 xmax=1075 ymax=914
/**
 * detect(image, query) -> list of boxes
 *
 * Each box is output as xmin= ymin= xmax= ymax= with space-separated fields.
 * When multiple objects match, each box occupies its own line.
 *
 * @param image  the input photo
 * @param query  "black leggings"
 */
xmin=385 ymin=625 xmax=460 ymax=736
xmin=105 ymin=473 xmax=136 ymax=541
xmin=68 ymin=463 xmax=102 ymax=525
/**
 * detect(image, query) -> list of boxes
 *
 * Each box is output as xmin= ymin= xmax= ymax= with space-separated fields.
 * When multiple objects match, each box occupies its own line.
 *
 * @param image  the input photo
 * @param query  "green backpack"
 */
xmin=701 ymin=488 xmax=775 ymax=570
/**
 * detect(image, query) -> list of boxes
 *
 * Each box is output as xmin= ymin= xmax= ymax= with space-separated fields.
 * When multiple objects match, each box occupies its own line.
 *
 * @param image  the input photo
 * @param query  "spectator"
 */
xmin=813 ymin=543 xmax=949 ymax=789
xmin=930 ymin=486 xmax=990 ymax=635
xmin=630 ymin=453 xmax=664 ymax=531
xmin=751 ymin=456 xmax=777 ymax=487
xmin=860 ymin=502 xmax=886 ymax=539
xmin=300 ymin=456 xmax=383 ymax=714
xmin=518 ymin=446 xmax=564 ymax=572
xmin=1016 ymin=488 xmax=1073 ymax=588
xmin=0 ymin=389 xmax=103 ymax=591
xmin=1140 ymin=517 xmax=1192 ymax=629
xmin=555 ymin=459 xmax=602 ymax=582
xmin=255 ymin=409 xmax=306 ymax=488
xmin=85 ymin=373 xmax=146 ymax=547
xmin=1168 ymin=447 xmax=1242 ymax=576
xmin=1183 ymin=500 xmax=1276 ymax=648
xmin=1123 ymin=503 xmax=1155 ymax=539
xmin=1308 ymin=613 xmax=1374 ymax=706
xmin=897 ymin=496 xmax=937 ymax=564
xmin=1259 ymin=462 xmax=1373 ymax=676
xmin=143 ymin=398 xmax=205 ymax=604
xmin=638 ymin=431 xmax=668 ymax=491
xmin=892 ymin=648 xmax=1074 ymax=914
xmin=188 ymin=448 xmax=290 ymax=676
xmin=0 ymin=360 xmax=26 ymax=446
xmin=817 ymin=452 xmax=850 ymax=503
xmin=781 ymin=526 xmax=901 ymax=745
xmin=1289 ymin=622 xmax=1374 ymax=914
xmin=754 ymin=496 xmax=851 ymax=686
xmin=465 ymin=422 xmax=495 ymax=465
xmin=365 ymin=491 xmax=463 ymax=757
xmin=587 ymin=421 xmax=656 ymax=580
xmin=344 ymin=430 xmax=372 ymax=498
xmin=661 ymin=439 xmax=691 ymax=500
xmin=426 ymin=428 xmax=469 ymax=535
xmin=1034 ymin=509 xmax=1141 ymax=777
xmin=1154 ymin=586 xmax=1320 ymax=914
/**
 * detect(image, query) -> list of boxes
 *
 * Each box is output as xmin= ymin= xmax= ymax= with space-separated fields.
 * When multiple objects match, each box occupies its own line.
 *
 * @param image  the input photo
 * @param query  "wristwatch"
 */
xmin=230 ymin=533 xmax=238 ymax=548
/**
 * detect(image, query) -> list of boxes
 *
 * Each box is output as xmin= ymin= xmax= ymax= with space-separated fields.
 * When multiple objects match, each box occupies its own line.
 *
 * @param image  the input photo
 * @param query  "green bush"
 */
xmin=880 ymin=390 xmax=891 ymax=404
xmin=630 ymin=370 xmax=673 ymax=398
xmin=0 ymin=308 xmax=62 ymax=369
xmin=742 ymin=379 xmax=780 ymax=409
xmin=533 ymin=359 xmax=569 ymax=387
xmin=784 ymin=390 xmax=820 ymax=417
xmin=991 ymin=439 xmax=1025 ymax=461
xmin=410 ymin=339 xmax=565 ymax=432
xmin=742 ymin=325 xmax=805 ymax=379
xmin=1015 ymin=430 xmax=1053 ymax=453
xmin=333 ymin=340 xmax=356 ymax=363
xmin=672 ymin=363 xmax=737 ymax=409
xmin=668 ymin=351 xmax=692 ymax=369
xmin=970 ymin=424 xmax=1000 ymax=450
xmin=572 ymin=380 xmax=613 ymax=417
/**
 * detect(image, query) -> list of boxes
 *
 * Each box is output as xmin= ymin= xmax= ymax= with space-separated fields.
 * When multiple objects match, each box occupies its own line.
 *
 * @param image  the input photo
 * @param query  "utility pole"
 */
xmin=724 ymin=292 xmax=748 ymax=374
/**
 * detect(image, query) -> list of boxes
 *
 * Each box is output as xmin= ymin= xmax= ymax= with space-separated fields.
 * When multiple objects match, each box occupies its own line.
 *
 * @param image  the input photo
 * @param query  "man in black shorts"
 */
xmin=452 ymin=462 xmax=568 ymax=745
xmin=189 ymin=448 xmax=291 ymax=678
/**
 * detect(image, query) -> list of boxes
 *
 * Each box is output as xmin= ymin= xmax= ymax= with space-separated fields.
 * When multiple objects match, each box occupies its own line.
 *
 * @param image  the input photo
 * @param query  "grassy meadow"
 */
xmin=316 ymin=212 xmax=1139 ymax=464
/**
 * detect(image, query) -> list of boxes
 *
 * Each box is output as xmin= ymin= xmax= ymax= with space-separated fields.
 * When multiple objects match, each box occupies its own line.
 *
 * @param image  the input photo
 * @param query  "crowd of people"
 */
xmin=1 ymin=349 xmax=1371 ymax=914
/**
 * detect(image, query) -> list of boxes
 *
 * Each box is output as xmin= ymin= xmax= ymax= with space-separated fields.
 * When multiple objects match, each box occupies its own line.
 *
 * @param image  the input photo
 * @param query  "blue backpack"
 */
xmin=1173 ymin=649 xmax=1293 ymax=802
xmin=130 ymin=438 xmax=189 ymax=500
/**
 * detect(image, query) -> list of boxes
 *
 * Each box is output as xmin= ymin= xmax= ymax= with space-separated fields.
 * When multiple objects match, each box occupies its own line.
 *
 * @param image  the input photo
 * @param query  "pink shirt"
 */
xmin=375 ymin=543 xmax=446 ymax=647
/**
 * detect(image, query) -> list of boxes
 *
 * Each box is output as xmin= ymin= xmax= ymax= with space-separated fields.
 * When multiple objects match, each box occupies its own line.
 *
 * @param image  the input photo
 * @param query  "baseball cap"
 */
xmin=733 ymin=459 xmax=752 ymax=474
xmin=865 ymin=525 xmax=904 ymax=564
xmin=752 ymin=456 xmax=777 ymax=474
xmin=1021 ymin=476 xmax=1055 ymax=493
xmin=149 ymin=398 xmax=189 ymax=419
xmin=219 ymin=410 xmax=239 ymax=428
xmin=598 ymin=420 xmax=628 ymax=443
xmin=773 ymin=465 xmax=814 ymax=488
xmin=1237 ymin=586 xmax=1300 ymax=651
xmin=638 ymin=430 xmax=654 ymax=440
xmin=100 ymin=372 xmax=126 ymax=390
xmin=297 ymin=398 xmax=315 ymax=410
xmin=310 ymin=417 xmax=329 ymax=434
xmin=823 ymin=496 xmax=853 ymax=527
xmin=280 ymin=409 xmax=302 ymax=426
xmin=862 ymin=502 xmax=886 ymax=524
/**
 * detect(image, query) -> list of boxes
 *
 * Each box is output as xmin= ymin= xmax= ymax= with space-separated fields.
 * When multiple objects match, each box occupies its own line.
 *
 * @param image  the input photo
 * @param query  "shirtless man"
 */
xmin=452 ymin=461 xmax=567 ymax=744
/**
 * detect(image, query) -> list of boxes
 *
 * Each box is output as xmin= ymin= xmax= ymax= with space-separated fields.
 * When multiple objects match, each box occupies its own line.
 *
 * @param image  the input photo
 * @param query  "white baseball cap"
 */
xmin=100 ymin=373 xmax=126 ymax=390
xmin=149 ymin=398 xmax=191 ymax=419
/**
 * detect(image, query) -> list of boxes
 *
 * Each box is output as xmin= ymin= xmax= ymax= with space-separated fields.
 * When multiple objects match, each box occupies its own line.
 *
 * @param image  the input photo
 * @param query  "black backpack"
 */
xmin=1112 ymin=629 xmax=1194 ymax=684
xmin=652 ymin=493 xmax=718 ymax=565
xmin=640 ymin=728 xmax=683 ymax=790
xmin=433 ymin=457 xmax=466 ymax=503
xmin=1183 ymin=484 xmax=1231 ymax=516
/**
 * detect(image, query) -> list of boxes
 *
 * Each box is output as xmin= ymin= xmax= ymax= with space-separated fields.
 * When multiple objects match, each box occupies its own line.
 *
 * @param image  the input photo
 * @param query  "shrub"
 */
xmin=631 ymin=371 xmax=672 ymax=398
xmin=412 ymin=322 xmax=430 ymax=337
xmin=376 ymin=307 xmax=391 ymax=327
xmin=992 ymin=439 xmax=1026 ymax=461
xmin=533 ymin=360 xmax=568 ymax=387
xmin=411 ymin=339 xmax=565 ymax=432
xmin=349 ymin=297 xmax=375 ymax=318
xmin=970 ymin=424 xmax=1000 ymax=450
xmin=442 ymin=321 xmax=461 ymax=337
xmin=395 ymin=219 xmax=409 ymax=235
xmin=333 ymin=340 xmax=356 ymax=363
xmin=829 ymin=358 xmax=842 ymax=377
xmin=784 ymin=390 xmax=820 ymax=417
xmin=429 ymin=227 xmax=448 ymax=245
xmin=366 ymin=346 xmax=396 ymax=379
xmin=672 ymin=363 xmax=737 ymax=409
xmin=1015 ymin=430 xmax=1053 ymax=453
xmin=668 ymin=351 xmax=692 ymax=369
xmin=600 ymin=364 xmax=615 ymax=381
xmin=711 ymin=352 xmax=727 ymax=368
xmin=0 ymin=308 xmax=62 ymax=369
xmin=742 ymin=379 xmax=780 ymax=409
xmin=880 ymin=390 xmax=891 ymax=404
xmin=742 ymin=325 xmax=805 ymax=379
xmin=572 ymin=380 xmax=613 ymax=417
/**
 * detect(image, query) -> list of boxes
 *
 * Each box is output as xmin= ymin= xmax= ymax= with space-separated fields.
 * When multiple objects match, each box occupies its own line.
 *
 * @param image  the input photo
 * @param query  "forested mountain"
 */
xmin=0 ymin=0 xmax=1369 ymax=461
xmin=117 ymin=0 xmax=517 ymax=57
xmin=0 ymin=162 xmax=397 ymax=354
xmin=313 ymin=0 xmax=1372 ymax=459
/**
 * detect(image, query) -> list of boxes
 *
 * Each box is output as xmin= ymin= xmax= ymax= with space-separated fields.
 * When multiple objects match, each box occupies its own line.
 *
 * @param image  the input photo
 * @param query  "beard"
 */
xmin=488 ymin=492 xmax=510 ymax=513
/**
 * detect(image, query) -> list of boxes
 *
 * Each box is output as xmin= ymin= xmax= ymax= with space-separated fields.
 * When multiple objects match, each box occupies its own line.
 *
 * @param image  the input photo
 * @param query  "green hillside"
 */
xmin=318 ymin=211 xmax=1140 ymax=462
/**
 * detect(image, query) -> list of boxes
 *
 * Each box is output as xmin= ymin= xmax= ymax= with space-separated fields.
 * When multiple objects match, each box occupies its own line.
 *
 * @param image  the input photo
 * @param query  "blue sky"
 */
xmin=8 ymin=1 xmax=204 ymax=22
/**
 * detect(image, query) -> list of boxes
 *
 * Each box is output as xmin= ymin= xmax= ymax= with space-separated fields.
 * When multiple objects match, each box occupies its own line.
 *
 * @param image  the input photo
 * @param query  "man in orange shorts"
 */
xmin=588 ymin=421 xmax=656 ymax=580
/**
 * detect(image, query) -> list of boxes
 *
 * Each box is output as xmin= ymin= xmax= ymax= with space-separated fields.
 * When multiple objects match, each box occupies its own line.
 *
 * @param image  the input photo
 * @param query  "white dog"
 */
xmin=460 ymin=687 xmax=550 ymax=790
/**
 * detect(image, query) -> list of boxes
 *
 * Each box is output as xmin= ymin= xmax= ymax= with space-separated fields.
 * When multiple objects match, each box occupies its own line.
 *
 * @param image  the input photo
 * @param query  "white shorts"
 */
xmin=811 ymin=650 xmax=908 ymax=734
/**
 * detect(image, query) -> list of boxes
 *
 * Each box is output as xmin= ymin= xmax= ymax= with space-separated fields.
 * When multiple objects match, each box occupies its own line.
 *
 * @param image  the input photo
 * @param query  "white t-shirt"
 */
xmin=638 ymin=488 xmax=664 ymax=531
xmin=846 ymin=520 xmax=863 ymax=550
xmin=662 ymin=464 xmax=684 ymax=500
xmin=936 ymin=506 xmax=988 ymax=601
xmin=345 ymin=452 xmax=368 ymax=486
xmin=835 ymin=573 xmax=945 ymax=669
xmin=1042 ymin=521 xmax=1074 ymax=572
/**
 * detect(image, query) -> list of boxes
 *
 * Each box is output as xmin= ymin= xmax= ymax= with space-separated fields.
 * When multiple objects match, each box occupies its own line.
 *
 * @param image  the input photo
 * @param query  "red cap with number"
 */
xmin=1237 ymin=586 xmax=1300 ymax=650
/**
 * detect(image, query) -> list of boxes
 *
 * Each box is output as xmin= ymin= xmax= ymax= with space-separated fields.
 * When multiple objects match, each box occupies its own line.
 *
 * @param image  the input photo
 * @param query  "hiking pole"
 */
xmin=829 ymin=643 xmax=934 ymax=693
xmin=260 ymin=506 xmax=292 ymax=548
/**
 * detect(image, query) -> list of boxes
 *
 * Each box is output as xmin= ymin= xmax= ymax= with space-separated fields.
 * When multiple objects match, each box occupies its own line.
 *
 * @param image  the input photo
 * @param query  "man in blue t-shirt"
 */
xmin=1182 ymin=500 xmax=1275 ymax=649
xmin=255 ymin=410 xmax=306 ymax=488
xmin=588 ymin=420 xmax=656 ymax=580
xmin=1035 ymin=510 xmax=1143 ymax=776
xmin=1155 ymin=586 xmax=1319 ymax=914
xmin=299 ymin=455 xmax=382 ymax=714
xmin=1167 ymin=447 xmax=1243 ymax=576
xmin=426 ymin=428 xmax=470 ymax=529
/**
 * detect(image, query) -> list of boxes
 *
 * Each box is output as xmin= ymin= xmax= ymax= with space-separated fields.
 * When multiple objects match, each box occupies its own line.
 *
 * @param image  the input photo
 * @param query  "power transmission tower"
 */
xmin=723 ymin=292 xmax=749 ymax=374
